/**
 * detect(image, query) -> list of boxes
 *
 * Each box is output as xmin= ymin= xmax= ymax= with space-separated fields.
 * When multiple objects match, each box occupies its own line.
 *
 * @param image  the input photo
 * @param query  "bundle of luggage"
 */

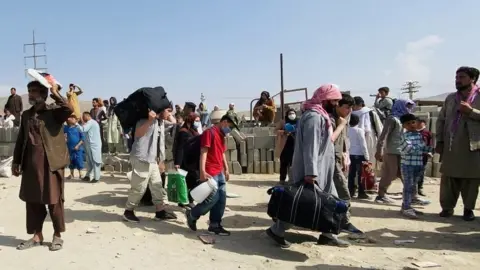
xmin=267 ymin=183 xmax=348 ymax=235
xmin=114 ymin=86 xmax=171 ymax=130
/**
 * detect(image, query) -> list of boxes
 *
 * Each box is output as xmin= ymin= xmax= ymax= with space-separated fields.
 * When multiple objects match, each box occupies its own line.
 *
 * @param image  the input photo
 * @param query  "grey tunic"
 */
xmin=291 ymin=110 xmax=337 ymax=196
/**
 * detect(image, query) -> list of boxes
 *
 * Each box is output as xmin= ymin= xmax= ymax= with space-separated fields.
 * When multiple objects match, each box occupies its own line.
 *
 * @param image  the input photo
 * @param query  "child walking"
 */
xmin=347 ymin=114 xmax=370 ymax=199
xmin=64 ymin=115 xmax=85 ymax=179
xmin=399 ymin=114 xmax=433 ymax=219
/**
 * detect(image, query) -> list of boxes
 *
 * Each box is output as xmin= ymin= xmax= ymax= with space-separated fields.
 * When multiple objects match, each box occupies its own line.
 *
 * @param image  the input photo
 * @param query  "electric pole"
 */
xmin=401 ymin=81 xmax=421 ymax=100
xmin=24 ymin=30 xmax=47 ymax=75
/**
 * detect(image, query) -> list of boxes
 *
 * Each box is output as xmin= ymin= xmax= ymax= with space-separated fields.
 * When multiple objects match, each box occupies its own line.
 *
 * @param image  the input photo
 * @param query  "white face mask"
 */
xmin=193 ymin=121 xmax=201 ymax=128
xmin=288 ymin=114 xmax=296 ymax=120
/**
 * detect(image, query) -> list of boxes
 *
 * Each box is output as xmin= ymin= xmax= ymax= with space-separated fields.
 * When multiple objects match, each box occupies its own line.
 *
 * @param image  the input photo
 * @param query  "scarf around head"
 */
xmin=391 ymin=98 xmax=414 ymax=118
xmin=302 ymin=84 xmax=342 ymax=129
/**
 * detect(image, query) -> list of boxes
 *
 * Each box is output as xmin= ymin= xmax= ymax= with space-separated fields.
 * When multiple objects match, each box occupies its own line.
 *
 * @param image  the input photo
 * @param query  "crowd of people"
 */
xmin=6 ymin=65 xmax=480 ymax=252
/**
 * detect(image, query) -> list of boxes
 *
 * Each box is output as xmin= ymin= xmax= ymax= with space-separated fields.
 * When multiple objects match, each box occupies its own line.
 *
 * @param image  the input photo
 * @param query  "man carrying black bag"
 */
xmin=266 ymin=84 xmax=351 ymax=248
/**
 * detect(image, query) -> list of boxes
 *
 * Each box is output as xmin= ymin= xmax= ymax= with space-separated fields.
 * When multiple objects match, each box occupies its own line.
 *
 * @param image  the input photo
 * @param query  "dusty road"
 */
xmin=0 ymin=173 xmax=478 ymax=270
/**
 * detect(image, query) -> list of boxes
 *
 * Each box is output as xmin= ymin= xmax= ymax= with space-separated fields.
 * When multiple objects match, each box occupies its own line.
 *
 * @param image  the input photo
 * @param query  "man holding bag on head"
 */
xmin=13 ymin=77 xmax=73 ymax=251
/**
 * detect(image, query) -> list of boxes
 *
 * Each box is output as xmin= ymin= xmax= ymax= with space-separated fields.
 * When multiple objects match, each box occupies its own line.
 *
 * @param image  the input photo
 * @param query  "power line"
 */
xmin=24 ymin=30 xmax=47 ymax=76
xmin=401 ymin=81 xmax=421 ymax=100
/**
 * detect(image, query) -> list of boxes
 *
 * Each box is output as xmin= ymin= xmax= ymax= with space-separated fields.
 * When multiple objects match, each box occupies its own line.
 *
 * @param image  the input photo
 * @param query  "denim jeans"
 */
xmin=190 ymin=173 xmax=226 ymax=227
xmin=400 ymin=164 xmax=424 ymax=210
xmin=348 ymin=155 xmax=366 ymax=194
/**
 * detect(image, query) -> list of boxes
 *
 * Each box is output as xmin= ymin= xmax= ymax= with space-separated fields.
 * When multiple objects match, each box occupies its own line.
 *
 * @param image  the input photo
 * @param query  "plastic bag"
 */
xmin=0 ymin=157 xmax=13 ymax=178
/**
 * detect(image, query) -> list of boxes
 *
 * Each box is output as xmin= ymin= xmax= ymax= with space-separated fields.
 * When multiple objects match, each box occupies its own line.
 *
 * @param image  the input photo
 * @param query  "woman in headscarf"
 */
xmin=253 ymin=91 xmax=276 ymax=126
xmin=266 ymin=83 xmax=351 ymax=248
xmin=375 ymin=99 xmax=429 ymax=205
xmin=173 ymin=112 xmax=201 ymax=208
xmin=274 ymin=108 xmax=298 ymax=184
xmin=106 ymin=97 xmax=121 ymax=154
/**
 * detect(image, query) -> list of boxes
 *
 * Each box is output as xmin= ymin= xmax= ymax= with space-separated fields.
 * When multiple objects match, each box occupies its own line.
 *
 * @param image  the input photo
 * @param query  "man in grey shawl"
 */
xmin=266 ymin=83 xmax=350 ymax=248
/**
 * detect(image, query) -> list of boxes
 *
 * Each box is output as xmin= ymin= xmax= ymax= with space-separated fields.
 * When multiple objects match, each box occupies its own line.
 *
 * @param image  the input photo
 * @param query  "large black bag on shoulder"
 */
xmin=267 ymin=183 xmax=348 ymax=235
xmin=114 ymin=86 xmax=171 ymax=130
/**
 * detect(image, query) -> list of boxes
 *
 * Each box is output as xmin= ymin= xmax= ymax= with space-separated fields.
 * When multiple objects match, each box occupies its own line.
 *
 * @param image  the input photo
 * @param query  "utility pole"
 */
xmin=401 ymin=81 xmax=421 ymax=100
xmin=24 ymin=30 xmax=47 ymax=75
xmin=279 ymin=53 xmax=285 ymax=120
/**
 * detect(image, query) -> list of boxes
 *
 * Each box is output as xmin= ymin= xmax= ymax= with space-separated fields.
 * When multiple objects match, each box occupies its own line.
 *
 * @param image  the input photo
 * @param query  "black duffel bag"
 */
xmin=114 ymin=86 xmax=171 ymax=130
xmin=267 ymin=183 xmax=348 ymax=235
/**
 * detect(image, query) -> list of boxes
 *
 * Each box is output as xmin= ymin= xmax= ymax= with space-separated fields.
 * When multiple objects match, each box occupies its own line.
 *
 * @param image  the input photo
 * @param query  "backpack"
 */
xmin=114 ymin=86 xmax=171 ymax=130
xmin=182 ymin=129 xmax=215 ymax=172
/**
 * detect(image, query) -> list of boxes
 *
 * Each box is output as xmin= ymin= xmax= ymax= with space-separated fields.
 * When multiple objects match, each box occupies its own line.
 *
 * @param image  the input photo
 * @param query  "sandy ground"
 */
xmin=0 ymin=173 xmax=479 ymax=270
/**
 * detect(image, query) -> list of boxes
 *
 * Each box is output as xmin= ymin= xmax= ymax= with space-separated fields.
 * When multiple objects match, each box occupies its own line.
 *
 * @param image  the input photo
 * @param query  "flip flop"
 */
xmin=17 ymin=239 xmax=43 ymax=250
xmin=49 ymin=236 xmax=64 ymax=251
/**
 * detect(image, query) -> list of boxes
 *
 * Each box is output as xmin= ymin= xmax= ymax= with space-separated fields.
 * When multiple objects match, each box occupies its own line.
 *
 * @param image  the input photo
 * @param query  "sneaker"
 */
xmin=439 ymin=209 xmax=454 ymax=218
xmin=266 ymin=228 xmax=291 ymax=248
xmin=90 ymin=179 xmax=99 ymax=183
xmin=357 ymin=192 xmax=370 ymax=200
xmin=401 ymin=208 xmax=418 ymax=219
xmin=317 ymin=235 xmax=350 ymax=247
xmin=463 ymin=209 xmax=475 ymax=221
xmin=418 ymin=188 xmax=426 ymax=196
xmin=123 ymin=210 xmax=140 ymax=223
xmin=82 ymin=176 xmax=91 ymax=182
xmin=208 ymin=226 xmax=231 ymax=236
xmin=154 ymin=210 xmax=177 ymax=220
xmin=185 ymin=210 xmax=197 ymax=231
xmin=375 ymin=196 xmax=395 ymax=204
xmin=411 ymin=198 xmax=430 ymax=206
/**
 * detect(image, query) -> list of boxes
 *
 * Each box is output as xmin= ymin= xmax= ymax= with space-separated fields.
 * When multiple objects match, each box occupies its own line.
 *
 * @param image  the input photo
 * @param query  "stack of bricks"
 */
xmin=0 ymin=128 xmax=19 ymax=158
xmin=414 ymin=105 xmax=442 ymax=178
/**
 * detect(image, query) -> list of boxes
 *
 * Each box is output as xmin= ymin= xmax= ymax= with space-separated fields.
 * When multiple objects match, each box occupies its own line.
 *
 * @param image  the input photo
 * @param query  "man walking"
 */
xmin=123 ymin=106 xmax=177 ymax=222
xmin=185 ymin=114 xmax=239 ymax=235
xmin=13 ymin=80 xmax=72 ymax=251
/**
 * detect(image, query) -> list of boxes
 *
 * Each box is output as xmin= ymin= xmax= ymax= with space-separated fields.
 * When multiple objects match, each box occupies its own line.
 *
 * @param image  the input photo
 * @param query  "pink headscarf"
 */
xmin=302 ymin=84 xmax=342 ymax=137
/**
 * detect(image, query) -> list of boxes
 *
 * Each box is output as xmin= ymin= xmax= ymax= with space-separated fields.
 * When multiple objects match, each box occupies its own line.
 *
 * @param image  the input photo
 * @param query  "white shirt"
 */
xmin=348 ymin=126 xmax=369 ymax=160
xmin=351 ymin=107 xmax=372 ymax=133
xmin=3 ymin=115 xmax=15 ymax=128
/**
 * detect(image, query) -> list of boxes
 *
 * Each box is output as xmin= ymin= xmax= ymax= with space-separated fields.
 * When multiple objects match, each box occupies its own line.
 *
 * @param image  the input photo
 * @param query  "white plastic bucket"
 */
xmin=190 ymin=178 xmax=218 ymax=203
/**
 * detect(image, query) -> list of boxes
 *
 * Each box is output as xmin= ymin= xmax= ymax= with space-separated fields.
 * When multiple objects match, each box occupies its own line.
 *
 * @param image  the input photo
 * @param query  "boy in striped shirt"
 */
xmin=399 ymin=114 xmax=434 ymax=219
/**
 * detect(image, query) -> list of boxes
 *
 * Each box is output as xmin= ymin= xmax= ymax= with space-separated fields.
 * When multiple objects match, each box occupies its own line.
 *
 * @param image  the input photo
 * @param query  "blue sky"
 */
xmin=1 ymin=1 xmax=479 ymax=110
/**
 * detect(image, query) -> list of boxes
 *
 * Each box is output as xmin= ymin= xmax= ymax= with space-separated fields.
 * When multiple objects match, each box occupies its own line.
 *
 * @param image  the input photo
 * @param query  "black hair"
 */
xmin=378 ymin=86 xmax=390 ymax=94
xmin=83 ymin=111 xmax=92 ymax=117
xmin=27 ymin=81 xmax=48 ymax=98
xmin=349 ymin=113 xmax=360 ymax=127
xmin=10 ymin=87 xmax=16 ymax=91
xmin=221 ymin=114 xmax=232 ymax=122
xmin=69 ymin=83 xmax=74 ymax=88
xmin=92 ymin=98 xmax=99 ymax=102
xmin=416 ymin=117 xmax=426 ymax=124
xmin=353 ymin=96 xmax=365 ymax=107
xmin=400 ymin=113 xmax=416 ymax=124
xmin=456 ymin=66 xmax=480 ymax=84
xmin=338 ymin=93 xmax=354 ymax=107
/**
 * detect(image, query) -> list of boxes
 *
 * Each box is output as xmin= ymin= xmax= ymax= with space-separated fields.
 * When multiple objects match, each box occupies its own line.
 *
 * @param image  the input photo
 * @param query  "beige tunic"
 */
xmin=437 ymin=92 xmax=480 ymax=178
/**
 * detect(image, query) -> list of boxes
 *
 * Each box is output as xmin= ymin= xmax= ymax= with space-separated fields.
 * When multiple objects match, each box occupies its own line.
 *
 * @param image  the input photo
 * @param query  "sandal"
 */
xmin=49 ymin=236 xmax=64 ymax=251
xmin=17 ymin=239 xmax=43 ymax=250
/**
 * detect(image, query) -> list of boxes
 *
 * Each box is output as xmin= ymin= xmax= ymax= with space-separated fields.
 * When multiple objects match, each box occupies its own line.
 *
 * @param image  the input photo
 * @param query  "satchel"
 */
xmin=267 ymin=183 xmax=348 ymax=234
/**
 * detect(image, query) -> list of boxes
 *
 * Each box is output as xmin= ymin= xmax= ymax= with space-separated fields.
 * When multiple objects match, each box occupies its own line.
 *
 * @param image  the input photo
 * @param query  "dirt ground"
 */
xmin=0 ymin=173 xmax=479 ymax=270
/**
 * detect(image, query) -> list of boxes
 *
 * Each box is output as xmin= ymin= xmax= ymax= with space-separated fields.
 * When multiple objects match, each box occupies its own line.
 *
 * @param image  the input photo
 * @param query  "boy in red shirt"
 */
xmin=186 ymin=114 xmax=239 ymax=235
xmin=417 ymin=118 xmax=433 ymax=196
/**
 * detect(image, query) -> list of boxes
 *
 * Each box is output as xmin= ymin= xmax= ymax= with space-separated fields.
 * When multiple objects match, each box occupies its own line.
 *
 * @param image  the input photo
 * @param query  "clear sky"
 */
xmin=1 ymin=1 xmax=479 ymax=110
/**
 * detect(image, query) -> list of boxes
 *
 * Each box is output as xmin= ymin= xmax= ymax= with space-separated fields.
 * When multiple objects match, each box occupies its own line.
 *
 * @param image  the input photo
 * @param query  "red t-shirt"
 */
xmin=200 ymin=126 xmax=226 ymax=176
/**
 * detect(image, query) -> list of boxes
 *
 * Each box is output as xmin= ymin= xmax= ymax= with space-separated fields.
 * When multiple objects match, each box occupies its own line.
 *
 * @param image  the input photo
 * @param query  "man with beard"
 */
xmin=5 ymin=87 xmax=23 ymax=127
xmin=436 ymin=66 xmax=480 ymax=221
xmin=13 ymin=80 xmax=73 ymax=251
xmin=328 ymin=93 xmax=362 ymax=234
xmin=266 ymin=84 xmax=350 ymax=248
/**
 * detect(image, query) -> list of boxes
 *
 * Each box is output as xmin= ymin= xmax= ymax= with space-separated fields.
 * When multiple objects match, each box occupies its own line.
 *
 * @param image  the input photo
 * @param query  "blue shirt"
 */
xmin=399 ymin=131 xmax=433 ymax=166
xmin=64 ymin=125 xmax=85 ymax=151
